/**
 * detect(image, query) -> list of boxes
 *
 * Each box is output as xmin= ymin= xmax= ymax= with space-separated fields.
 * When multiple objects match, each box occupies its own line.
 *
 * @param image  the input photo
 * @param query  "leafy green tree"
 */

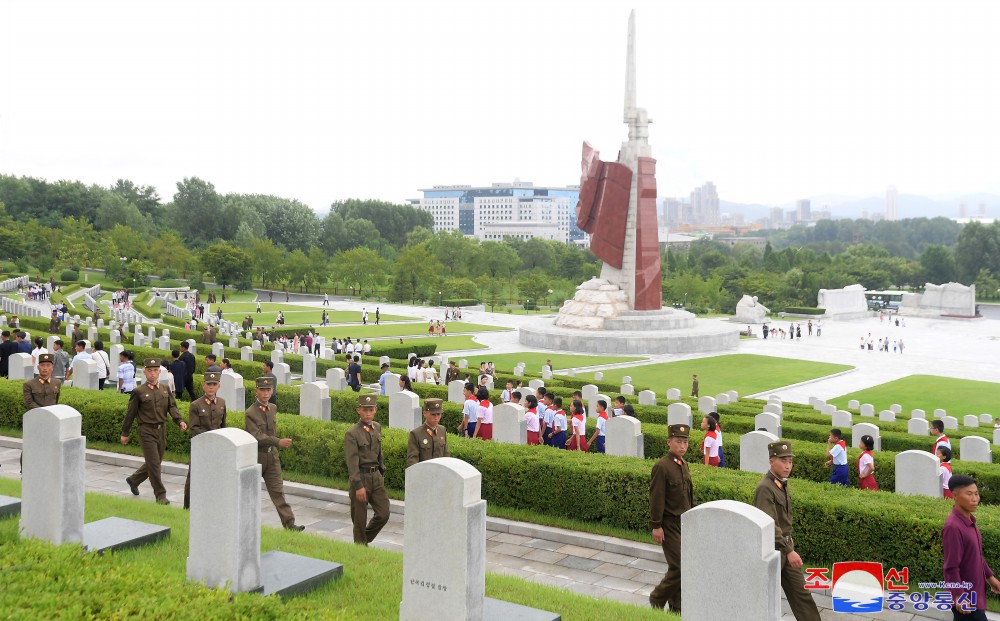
xmin=405 ymin=226 xmax=434 ymax=247
xmin=333 ymin=247 xmax=389 ymax=295
xmin=168 ymin=177 xmax=225 ymax=246
xmin=975 ymin=268 xmax=1000 ymax=301
xmin=149 ymin=231 xmax=193 ymax=277
xmin=331 ymin=199 xmax=434 ymax=248
xmin=919 ymin=244 xmax=956 ymax=284
xmin=106 ymin=224 xmax=148 ymax=263
xmin=58 ymin=216 xmax=101 ymax=267
xmin=200 ymin=242 xmax=252 ymax=291
xmin=285 ymin=249 xmax=311 ymax=291
xmin=248 ymin=238 xmax=286 ymax=288
xmin=390 ymin=245 xmax=440 ymax=303
xmin=519 ymin=238 xmax=555 ymax=271
xmin=954 ymin=221 xmax=1000 ymax=283
xmin=110 ymin=179 xmax=161 ymax=216
xmin=308 ymin=247 xmax=329 ymax=291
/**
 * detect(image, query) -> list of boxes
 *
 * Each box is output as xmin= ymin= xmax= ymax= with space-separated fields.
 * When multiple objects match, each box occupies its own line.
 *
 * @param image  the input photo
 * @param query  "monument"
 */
xmin=734 ymin=295 xmax=769 ymax=324
xmin=518 ymin=11 xmax=737 ymax=355
xmin=817 ymin=284 xmax=869 ymax=318
xmin=900 ymin=282 xmax=977 ymax=317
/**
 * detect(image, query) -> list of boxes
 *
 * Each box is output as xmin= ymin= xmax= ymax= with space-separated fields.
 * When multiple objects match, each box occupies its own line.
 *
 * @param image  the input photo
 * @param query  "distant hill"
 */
xmin=719 ymin=193 xmax=1000 ymax=221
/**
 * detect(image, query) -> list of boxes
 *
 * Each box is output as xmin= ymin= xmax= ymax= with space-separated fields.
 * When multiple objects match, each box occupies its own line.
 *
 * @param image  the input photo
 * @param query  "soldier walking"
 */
xmin=244 ymin=376 xmax=303 ymax=530
xmin=183 ymin=371 xmax=226 ymax=509
xmin=344 ymin=393 xmax=389 ymax=544
xmin=648 ymin=424 xmax=693 ymax=612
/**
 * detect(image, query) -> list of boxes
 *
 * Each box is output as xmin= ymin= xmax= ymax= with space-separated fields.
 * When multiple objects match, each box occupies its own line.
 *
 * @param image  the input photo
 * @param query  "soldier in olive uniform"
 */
xmin=71 ymin=323 xmax=84 ymax=345
xmin=48 ymin=311 xmax=61 ymax=334
xmin=244 ymin=376 xmax=303 ymax=530
xmin=344 ymin=393 xmax=390 ymax=545
xmin=753 ymin=441 xmax=821 ymax=621
xmin=648 ymin=423 xmax=693 ymax=612
xmin=406 ymin=398 xmax=449 ymax=466
xmin=121 ymin=357 xmax=188 ymax=505
xmin=21 ymin=352 xmax=61 ymax=470
xmin=183 ymin=371 xmax=227 ymax=509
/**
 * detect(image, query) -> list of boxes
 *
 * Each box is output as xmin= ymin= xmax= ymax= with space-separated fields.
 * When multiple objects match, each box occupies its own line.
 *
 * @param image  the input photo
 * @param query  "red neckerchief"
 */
xmin=598 ymin=411 xmax=608 ymax=420
xmin=942 ymin=462 xmax=953 ymax=473
xmin=837 ymin=440 xmax=846 ymax=451
xmin=527 ymin=408 xmax=537 ymax=415
xmin=479 ymin=399 xmax=491 ymax=408
xmin=572 ymin=413 xmax=584 ymax=422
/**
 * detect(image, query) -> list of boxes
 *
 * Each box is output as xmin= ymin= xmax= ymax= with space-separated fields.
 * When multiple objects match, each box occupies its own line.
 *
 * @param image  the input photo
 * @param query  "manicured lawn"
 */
xmin=0 ymin=478 xmax=670 ymax=621
xmin=588 ymin=354 xmax=853 ymax=395
xmin=831 ymin=375 xmax=1000 ymax=417
xmin=217 ymin=304 xmax=416 ymax=325
xmin=315 ymin=322 xmax=509 ymax=340
xmin=383 ymin=335 xmax=487 ymax=351
xmin=479 ymin=352 xmax=644 ymax=374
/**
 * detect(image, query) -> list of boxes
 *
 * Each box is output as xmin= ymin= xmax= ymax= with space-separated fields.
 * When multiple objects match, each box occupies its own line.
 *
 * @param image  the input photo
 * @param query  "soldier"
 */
xmin=71 ymin=322 xmax=84 ymax=345
xmin=21 ymin=352 xmax=61 ymax=471
xmin=753 ymin=442 xmax=821 ymax=621
xmin=48 ymin=311 xmax=61 ymax=334
xmin=244 ymin=376 xmax=303 ymax=531
xmin=406 ymin=398 xmax=449 ymax=466
xmin=183 ymin=371 xmax=226 ymax=509
xmin=121 ymin=357 xmax=188 ymax=505
xmin=344 ymin=393 xmax=389 ymax=545
xmin=648 ymin=423 xmax=693 ymax=612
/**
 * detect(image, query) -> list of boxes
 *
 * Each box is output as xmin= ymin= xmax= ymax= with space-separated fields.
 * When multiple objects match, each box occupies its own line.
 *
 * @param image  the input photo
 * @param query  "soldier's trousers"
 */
xmin=349 ymin=470 xmax=390 ymax=545
xmin=260 ymin=451 xmax=296 ymax=527
xmin=128 ymin=424 xmax=167 ymax=500
xmin=648 ymin=514 xmax=682 ymax=611
xmin=781 ymin=551 xmax=821 ymax=621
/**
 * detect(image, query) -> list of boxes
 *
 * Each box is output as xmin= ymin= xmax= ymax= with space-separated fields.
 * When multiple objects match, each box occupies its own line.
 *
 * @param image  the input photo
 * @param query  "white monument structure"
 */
xmin=900 ymin=282 xmax=977 ymax=317
xmin=734 ymin=295 xmax=769 ymax=324
xmin=817 ymin=284 xmax=869 ymax=317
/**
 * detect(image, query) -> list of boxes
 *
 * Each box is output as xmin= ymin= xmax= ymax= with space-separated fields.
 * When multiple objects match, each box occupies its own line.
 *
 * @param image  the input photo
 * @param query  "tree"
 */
xmin=248 ymin=238 xmax=286 ymax=288
xmin=106 ymin=224 xmax=148 ymax=263
xmin=110 ymin=179 xmax=161 ymax=216
xmin=168 ymin=177 xmax=224 ymax=246
xmin=148 ymin=231 xmax=193 ymax=277
xmin=975 ymin=268 xmax=1000 ymax=301
xmin=390 ymin=245 xmax=441 ymax=303
xmin=285 ymin=249 xmax=311 ymax=292
xmin=333 ymin=247 xmax=389 ymax=295
xmin=405 ymin=226 xmax=434 ymax=247
xmin=476 ymin=275 xmax=503 ymax=311
xmin=200 ymin=242 xmax=252 ymax=290
xmin=332 ymin=199 xmax=434 ymax=248
xmin=308 ymin=247 xmax=329 ymax=292
xmin=519 ymin=238 xmax=555 ymax=271
xmin=430 ymin=230 xmax=477 ymax=275
xmin=954 ymin=221 xmax=1000 ymax=284
xmin=919 ymin=244 xmax=956 ymax=284
xmin=58 ymin=216 xmax=101 ymax=267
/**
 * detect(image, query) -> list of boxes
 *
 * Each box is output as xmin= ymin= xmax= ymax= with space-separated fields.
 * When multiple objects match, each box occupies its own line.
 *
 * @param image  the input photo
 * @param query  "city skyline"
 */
xmin=1 ymin=1 xmax=998 ymax=213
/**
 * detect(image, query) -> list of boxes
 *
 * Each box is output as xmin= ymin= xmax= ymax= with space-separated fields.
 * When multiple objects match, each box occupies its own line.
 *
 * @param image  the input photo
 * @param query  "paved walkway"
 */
xmin=2 ymin=437 xmax=989 ymax=620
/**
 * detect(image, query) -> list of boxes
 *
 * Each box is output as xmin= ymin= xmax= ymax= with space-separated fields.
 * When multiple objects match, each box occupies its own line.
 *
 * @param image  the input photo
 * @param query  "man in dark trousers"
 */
xmin=121 ymin=357 xmax=188 ymax=505
xmin=183 ymin=371 xmax=226 ymax=509
xmin=753 ymin=441 xmax=821 ymax=621
xmin=344 ymin=393 xmax=389 ymax=545
xmin=178 ymin=341 xmax=196 ymax=400
xmin=244 ymin=376 xmax=303 ymax=531
xmin=0 ymin=331 xmax=18 ymax=377
xmin=648 ymin=424 xmax=693 ymax=612
xmin=942 ymin=474 xmax=1000 ymax=619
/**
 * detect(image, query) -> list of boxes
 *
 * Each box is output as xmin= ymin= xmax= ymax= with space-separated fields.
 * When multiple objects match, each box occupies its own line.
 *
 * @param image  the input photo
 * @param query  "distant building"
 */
xmin=716 ymin=236 xmax=767 ymax=250
xmin=473 ymin=195 xmax=572 ymax=243
xmin=886 ymin=186 xmax=899 ymax=221
xmin=795 ymin=199 xmax=811 ymax=222
xmin=691 ymin=182 xmax=720 ymax=226
xmin=769 ymin=206 xmax=784 ymax=227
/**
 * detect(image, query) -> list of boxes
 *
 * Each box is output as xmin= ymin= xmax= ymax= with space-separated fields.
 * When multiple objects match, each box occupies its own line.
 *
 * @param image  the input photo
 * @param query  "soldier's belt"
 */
xmin=259 ymin=446 xmax=274 ymax=453
xmin=140 ymin=423 xmax=163 ymax=429
xmin=361 ymin=466 xmax=379 ymax=473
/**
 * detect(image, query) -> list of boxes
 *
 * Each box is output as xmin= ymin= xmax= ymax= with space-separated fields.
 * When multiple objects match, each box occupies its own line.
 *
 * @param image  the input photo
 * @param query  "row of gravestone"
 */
xmin=814 ymin=397 xmax=993 ymax=429
xmin=0 ymin=275 xmax=29 ymax=291
xmin=806 ymin=398 xmax=1000 ymax=445
xmin=1 ymin=295 xmax=43 ymax=318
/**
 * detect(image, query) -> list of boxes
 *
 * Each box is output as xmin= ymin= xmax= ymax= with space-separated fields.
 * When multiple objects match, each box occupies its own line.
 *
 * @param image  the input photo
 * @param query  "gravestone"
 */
xmin=714 ymin=393 xmax=730 ymax=406
xmin=739 ymin=431 xmax=779 ymax=474
xmin=890 ymin=403 xmax=902 ymax=414
xmin=698 ymin=396 xmax=716 ymax=414
xmin=934 ymin=408 xmax=947 ymax=418
xmin=484 ymin=376 xmax=494 ymax=391
xmin=981 ymin=413 xmax=994 ymax=425
xmin=541 ymin=369 xmax=553 ymax=380
xmin=65 ymin=324 xmax=74 ymax=339
xmin=667 ymin=402 xmax=693 ymax=427
xmin=251 ymin=341 xmax=261 ymax=351
xmin=912 ymin=409 xmax=926 ymax=419
xmin=681 ymin=500 xmax=781 ymax=621
xmin=147 ymin=326 xmax=156 ymax=339
xmin=581 ymin=384 xmax=598 ymax=402
xmin=960 ymin=436 xmax=992 ymax=463
xmin=762 ymin=403 xmax=782 ymax=418
xmin=110 ymin=330 xmax=120 ymax=344
xmin=270 ymin=350 xmax=284 ymax=365
xmin=383 ymin=373 xmax=401 ymax=396
xmin=158 ymin=336 xmax=171 ymax=351
xmin=942 ymin=415 xmax=959 ymax=430
xmin=860 ymin=404 xmax=875 ymax=417
xmin=299 ymin=382 xmax=331 ymax=421
xmin=620 ymin=384 xmax=634 ymax=396
xmin=851 ymin=423 xmax=881 ymax=450
xmin=240 ymin=346 xmax=253 ymax=362
xmin=832 ymin=410 xmax=852 ymax=428
xmin=908 ymin=418 xmax=929 ymax=436
xmin=622 ymin=375 xmax=632 ymax=384
xmin=528 ymin=379 xmax=545 ymax=390
xmin=566 ymin=369 xmax=576 ymax=378
xmin=594 ymin=371 xmax=604 ymax=381
xmin=73 ymin=359 xmax=99 ymax=390
xmin=212 ymin=342 xmax=224 ymax=359
xmin=589 ymin=394 xmax=611 ymax=420
xmin=606 ymin=416 xmax=643 ymax=458
xmin=963 ymin=415 xmax=980 ymax=428
xmin=512 ymin=366 xmax=523 ymax=377
xmin=301 ymin=353 xmax=317 ymax=383
xmin=7 ymin=353 xmax=32 ymax=380
xmin=727 ymin=390 xmax=738 ymax=402
xmin=458 ymin=359 xmax=467 ymax=369
xmin=847 ymin=399 xmax=860 ymax=410
xmin=274 ymin=343 xmax=285 ymax=353
xmin=272 ymin=362 xmax=291 ymax=386
xmin=229 ymin=336 xmax=239 ymax=348
xmin=638 ymin=390 xmax=656 ymax=406
xmin=219 ymin=372 xmax=246 ymax=412
xmin=821 ymin=404 xmax=836 ymax=416
xmin=666 ymin=388 xmax=681 ymax=401
xmin=326 ymin=368 xmax=347 ymax=392
xmin=895 ymin=451 xmax=941 ymax=497
xmin=133 ymin=333 xmax=144 ymax=347
xmin=768 ymin=395 xmax=782 ymax=405
xmin=994 ymin=429 xmax=1000 ymax=446
xmin=379 ymin=356 xmax=391 ymax=367
xmin=492 ymin=403 xmax=526 ymax=445
xmin=879 ymin=411 xmax=896 ymax=423
xmin=108 ymin=344 xmax=124 ymax=382
xmin=87 ymin=327 xmax=98 ymax=343
xmin=185 ymin=340 xmax=197 ymax=355
xmin=389 ymin=391 xmax=421 ymax=430
xmin=754 ymin=412 xmax=781 ymax=438
xmin=448 ymin=380 xmax=465 ymax=404
xmin=46 ymin=335 xmax=59 ymax=352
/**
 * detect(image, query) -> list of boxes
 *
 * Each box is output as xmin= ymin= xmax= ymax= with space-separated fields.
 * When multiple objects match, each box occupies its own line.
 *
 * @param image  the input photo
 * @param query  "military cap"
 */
xmin=358 ymin=393 xmax=378 ymax=408
xmin=37 ymin=353 xmax=55 ymax=364
xmin=255 ymin=376 xmax=275 ymax=390
xmin=668 ymin=424 xmax=690 ymax=439
xmin=204 ymin=371 xmax=221 ymax=384
xmin=144 ymin=357 xmax=162 ymax=368
xmin=424 ymin=398 xmax=443 ymax=414
xmin=768 ymin=441 xmax=794 ymax=458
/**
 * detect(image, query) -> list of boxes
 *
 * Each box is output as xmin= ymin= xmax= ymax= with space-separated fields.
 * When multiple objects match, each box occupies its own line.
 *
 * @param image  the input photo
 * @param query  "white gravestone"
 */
xmin=384 ymin=373 xmax=402 ymax=397
xmin=754 ymin=413 xmax=781 ymax=438
xmin=942 ymin=415 xmax=959 ymax=430
xmin=379 ymin=356 xmax=391 ymax=367
xmin=108 ymin=344 xmax=124 ymax=381
xmin=589 ymin=394 xmax=611 ymax=420
xmin=528 ymin=379 xmax=545 ymax=390
xmin=994 ymin=430 xmax=1000 ymax=446
xmin=492 ymin=403 xmax=527 ymax=445
xmin=981 ymin=414 xmax=994 ymax=425
xmin=270 ymin=350 xmax=284 ymax=365
xmin=133 ymin=333 xmax=144 ymax=347
xmin=960 ymin=436 xmax=992 ymax=463
xmin=908 ymin=418 xmax=929 ymax=436
xmin=240 ymin=346 xmax=253 ymax=362
xmin=448 ymin=380 xmax=466 ymax=405
xmin=87 ymin=327 xmax=98 ymax=343
xmin=890 ymin=404 xmax=902 ymax=414
xmin=326 ymin=368 xmax=347 ymax=392
xmin=879 ymin=411 xmax=896 ymax=423
xmin=229 ymin=336 xmax=239 ymax=348
xmin=484 ymin=376 xmax=494 ymax=391
xmin=715 ymin=393 xmax=730 ymax=406
xmin=698 ymin=396 xmax=716 ymax=414
xmin=541 ymin=369 xmax=553 ymax=380
xmin=389 ymin=391 xmax=421 ymax=430
xmin=762 ymin=403 xmax=782 ymax=418
xmin=666 ymin=388 xmax=681 ymax=401
xmin=186 ymin=428 xmax=262 ymax=593
xmin=727 ymin=390 xmax=738 ymax=402
xmin=458 ymin=359 xmax=467 ymax=369
xmin=212 ymin=342 xmax=224 ymax=359
xmin=512 ymin=366 xmax=523 ymax=377
xmin=219 ymin=372 xmax=246 ymax=412
xmin=768 ymin=395 xmax=782 ymax=405
xmin=251 ymin=341 xmax=261 ymax=351
xmin=934 ymin=408 xmax=947 ymax=419
xmin=821 ymin=404 xmax=836 ymax=416
xmin=185 ymin=339 xmax=196 ymax=355
xmin=73 ymin=359 xmax=100 ymax=390
xmin=20 ymin=405 xmax=85 ymax=545
xmin=832 ymin=411 xmax=852 ymax=428
xmin=739 ymin=431 xmax=779 ymax=474
xmin=860 ymin=404 xmax=875 ymax=418
xmin=148 ymin=326 xmax=156 ymax=339
xmin=299 ymin=382 xmax=331 ymax=421
xmin=847 ymin=399 xmax=860 ymax=410
xmin=638 ymin=390 xmax=656 ymax=406
xmin=605 ymin=416 xmax=643 ymax=458
xmin=158 ymin=336 xmax=171 ymax=351
xmin=911 ymin=409 xmax=926 ymax=419
xmin=895 ymin=451 xmax=941 ymax=497
xmin=8 ymin=353 xmax=32 ymax=380
xmin=594 ymin=371 xmax=604 ymax=381
xmin=302 ymin=353 xmax=317 ymax=383
xmin=681 ymin=500 xmax=781 ymax=621
xmin=566 ymin=369 xmax=576 ymax=378
xmin=963 ymin=415 xmax=980 ymax=428
xmin=400 ymin=458 xmax=487 ymax=621
xmin=667 ymin=402 xmax=693 ymax=428
xmin=110 ymin=330 xmax=121 ymax=344
xmin=272 ymin=362 xmax=291 ymax=386
xmin=620 ymin=383 xmax=634 ymax=396
xmin=581 ymin=384 xmax=599 ymax=402
xmin=851 ymin=423 xmax=881 ymax=450
xmin=622 ymin=375 xmax=632 ymax=384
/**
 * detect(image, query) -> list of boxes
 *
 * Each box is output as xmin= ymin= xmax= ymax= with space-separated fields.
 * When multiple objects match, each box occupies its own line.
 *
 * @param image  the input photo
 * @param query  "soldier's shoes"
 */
xmin=126 ymin=478 xmax=139 ymax=496
xmin=284 ymin=524 xmax=305 ymax=532
xmin=156 ymin=498 xmax=170 ymax=505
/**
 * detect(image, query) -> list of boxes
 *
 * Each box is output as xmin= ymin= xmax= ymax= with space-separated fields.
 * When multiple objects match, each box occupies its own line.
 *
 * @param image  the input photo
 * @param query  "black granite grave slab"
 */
xmin=485 ymin=598 xmax=561 ymax=621
xmin=82 ymin=517 xmax=170 ymax=554
xmin=0 ymin=495 xmax=21 ymax=519
xmin=259 ymin=550 xmax=343 ymax=597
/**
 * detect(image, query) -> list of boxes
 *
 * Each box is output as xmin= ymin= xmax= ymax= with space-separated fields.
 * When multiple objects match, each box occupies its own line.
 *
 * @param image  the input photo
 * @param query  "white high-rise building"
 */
xmin=415 ymin=197 xmax=460 ymax=233
xmin=886 ymin=186 xmax=899 ymax=221
xmin=473 ymin=195 xmax=572 ymax=243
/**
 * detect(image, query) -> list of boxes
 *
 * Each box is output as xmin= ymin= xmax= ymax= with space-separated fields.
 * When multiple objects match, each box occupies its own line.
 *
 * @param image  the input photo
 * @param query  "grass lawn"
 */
xmin=830 ymin=375 xmax=1000 ymax=417
xmin=381 ymin=334 xmax=487 ymax=351
xmin=218 ymin=305 xmax=416 ymax=326
xmin=0 ymin=478 xmax=671 ymax=621
xmin=480 ymin=352 xmax=644 ymax=374
xmin=588 ymin=354 xmax=853 ymax=396
xmin=315 ymin=321 xmax=510 ymax=340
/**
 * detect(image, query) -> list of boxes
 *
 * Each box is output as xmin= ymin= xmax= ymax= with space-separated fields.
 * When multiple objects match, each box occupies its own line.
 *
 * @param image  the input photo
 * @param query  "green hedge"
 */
xmin=442 ymin=298 xmax=478 ymax=307
xmin=783 ymin=307 xmax=825 ymax=315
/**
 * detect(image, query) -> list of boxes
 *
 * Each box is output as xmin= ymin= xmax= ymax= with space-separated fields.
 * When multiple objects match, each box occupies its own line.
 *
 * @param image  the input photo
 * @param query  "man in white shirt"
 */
xmin=362 ymin=340 xmax=371 ymax=354
xmin=65 ymin=341 xmax=93 ymax=382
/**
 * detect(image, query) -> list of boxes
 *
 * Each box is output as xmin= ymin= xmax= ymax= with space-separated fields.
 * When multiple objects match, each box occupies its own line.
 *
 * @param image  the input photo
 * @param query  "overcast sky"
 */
xmin=2 ymin=0 xmax=997 ymax=212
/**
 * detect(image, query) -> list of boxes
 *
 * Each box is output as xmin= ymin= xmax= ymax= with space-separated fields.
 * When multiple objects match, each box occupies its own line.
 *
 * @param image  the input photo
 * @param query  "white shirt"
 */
xmin=31 ymin=346 xmax=48 ymax=375
xmin=703 ymin=431 xmax=719 ymax=458
xmin=92 ymin=350 xmax=111 ymax=380
xmin=571 ymin=415 xmax=586 ymax=436
xmin=525 ymin=409 xmax=540 ymax=432
xmin=70 ymin=350 xmax=93 ymax=371
xmin=858 ymin=451 xmax=874 ymax=476
xmin=596 ymin=414 xmax=607 ymax=436
xmin=829 ymin=442 xmax=847 ymax=466
xmin=407 ymin=366 xmax=418 ymax=381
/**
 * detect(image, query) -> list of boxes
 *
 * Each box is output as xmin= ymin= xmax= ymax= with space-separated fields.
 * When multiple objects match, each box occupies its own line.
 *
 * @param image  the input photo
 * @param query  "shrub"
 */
xmin=442 ymin=298 xmax=478 ymax=307
xmin=60 ymin=269 xmax=79 ymax=282
xmin=784 ymin=307 xmax=825 ymax=315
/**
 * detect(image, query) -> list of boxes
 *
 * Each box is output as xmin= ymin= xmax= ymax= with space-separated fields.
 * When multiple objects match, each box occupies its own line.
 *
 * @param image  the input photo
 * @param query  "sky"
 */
xmin=1 ymin=0 xmax=998 ymax=213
